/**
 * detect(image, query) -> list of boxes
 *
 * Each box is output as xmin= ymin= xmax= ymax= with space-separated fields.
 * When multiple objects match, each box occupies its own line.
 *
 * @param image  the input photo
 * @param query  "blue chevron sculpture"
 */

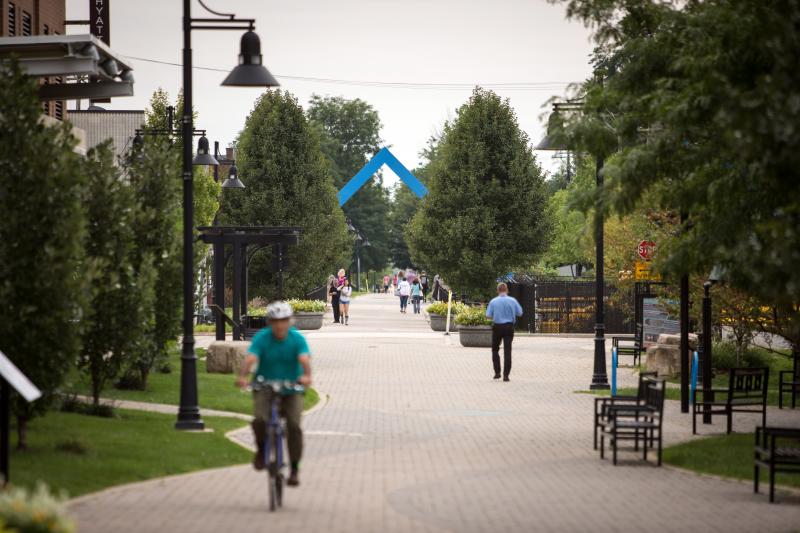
xmin=338 ymin=147 xmax=428 ymax=206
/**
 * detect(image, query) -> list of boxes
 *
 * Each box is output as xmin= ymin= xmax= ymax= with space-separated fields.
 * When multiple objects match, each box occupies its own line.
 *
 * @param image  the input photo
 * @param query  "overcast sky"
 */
xmin=66 ymin=0 xmax=594 ymax=183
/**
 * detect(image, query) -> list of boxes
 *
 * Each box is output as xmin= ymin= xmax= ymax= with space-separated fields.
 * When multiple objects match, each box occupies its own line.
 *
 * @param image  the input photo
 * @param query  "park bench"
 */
xmin=612 ymin=335 xmax=642 ymax=366
xmin=600 ymin=378 xmax=666 ymax=466
xmin=692 ymin=367 xmax=769 ymax=435
xmin=754 ymin=426 xmax=800 ymax=503
xmin=593 ymin=371 xmax=658 ymax=450
xmin=778 ymin=351 xmax=799 ymax=409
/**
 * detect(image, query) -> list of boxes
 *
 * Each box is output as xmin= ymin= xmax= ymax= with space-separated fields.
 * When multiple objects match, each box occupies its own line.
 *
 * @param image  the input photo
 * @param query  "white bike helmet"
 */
xmin=266 ymin=300 xmax=293 ymax=320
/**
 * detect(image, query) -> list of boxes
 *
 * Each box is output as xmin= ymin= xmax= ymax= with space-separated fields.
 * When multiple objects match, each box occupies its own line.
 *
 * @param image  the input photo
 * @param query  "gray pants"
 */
xmin=252 ymin=389 xmax=304 ymax=465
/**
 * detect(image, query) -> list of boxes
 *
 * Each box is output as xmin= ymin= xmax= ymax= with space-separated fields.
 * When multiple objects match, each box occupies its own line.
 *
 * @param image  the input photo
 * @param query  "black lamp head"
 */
xmin=193 ymin=135 xmax=219 ymax=166
xmin=221 ymin=31 xmax=280 ymax=87
xmin=132 ymin=132 xmax=144 ymax=148
xmin=222 ymin=162 xmax=245 ymax=189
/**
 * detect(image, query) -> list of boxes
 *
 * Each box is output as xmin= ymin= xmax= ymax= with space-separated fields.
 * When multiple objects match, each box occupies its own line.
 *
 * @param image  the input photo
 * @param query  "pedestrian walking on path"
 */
xmin=339 ymin=279 xmax=352 ymax=325
xmin=486 ymin=282 xmax=523 ymax=381
xmin=411 ymin=279 xmax=422 ymax=314
xmin=397 ymin=276 xmax=411 ymax=313
xmin=383 ymin=274 xmax=390 ymax=294
xmin=328 ymin=276 xmax=340 ymax=324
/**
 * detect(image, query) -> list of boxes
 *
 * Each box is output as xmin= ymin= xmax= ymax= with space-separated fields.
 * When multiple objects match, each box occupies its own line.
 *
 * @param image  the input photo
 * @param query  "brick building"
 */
xmin=0 ymin=0 xmax=66 ymax=119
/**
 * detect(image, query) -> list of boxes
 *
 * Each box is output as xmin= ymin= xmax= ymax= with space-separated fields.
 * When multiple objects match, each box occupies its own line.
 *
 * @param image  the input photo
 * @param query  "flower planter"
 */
xmin=458 ymin=325 xmax=493 ymax=347
xmin=293 ymin=311 xmax=324 ymax=330
xmin=428 ymin=312 xmax=458 ymax=332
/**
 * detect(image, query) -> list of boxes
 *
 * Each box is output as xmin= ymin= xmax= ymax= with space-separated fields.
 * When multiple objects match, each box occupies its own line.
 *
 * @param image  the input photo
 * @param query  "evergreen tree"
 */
xmin=220 ymin=90 xmax=350 ymax=297
xmin=0 ymin=62 xmax=87 ymax=447
xmin=79 ymin=142 xmax=140 ymax=406
xmin=308 ymin=95 xmax=390 ymax=271
xmin=407 ymin=88 xmax=551 ymax=299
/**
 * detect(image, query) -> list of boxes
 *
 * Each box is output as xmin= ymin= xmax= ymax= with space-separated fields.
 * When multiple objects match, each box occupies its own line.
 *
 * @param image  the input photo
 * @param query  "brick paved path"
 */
xmin=69 ymin=294 xmax=800 ymax=532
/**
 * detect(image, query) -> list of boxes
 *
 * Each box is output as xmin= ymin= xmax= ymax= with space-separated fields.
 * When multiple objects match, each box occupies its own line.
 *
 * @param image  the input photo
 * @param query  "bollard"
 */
xmin=611 ymin=346 xmax=618 ymax=397
xmin=690 ymin=351 xmax=699 ymax=405
xmin=444 ymin=291 xmax=453 ymax=336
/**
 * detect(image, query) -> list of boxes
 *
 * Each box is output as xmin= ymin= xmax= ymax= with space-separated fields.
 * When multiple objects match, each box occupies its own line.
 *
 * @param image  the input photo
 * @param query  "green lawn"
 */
xmin=664 ymin=432 xmax=800 ymax=489
xmin=63 ymin=349 xmax=320 ymax=415
xmin=11 ymin=409 xmax=250 ymax=498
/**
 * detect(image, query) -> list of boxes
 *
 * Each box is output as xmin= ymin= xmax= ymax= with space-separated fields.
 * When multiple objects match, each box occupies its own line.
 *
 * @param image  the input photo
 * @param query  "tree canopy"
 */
xmin=220 ymin=90 xmax=350 ymax=297
xmin=552 ymin=0 xmax=800 ymax=327
xmin=308 ymin=95 xmax=390 ymax=271
xmin=407 ymin=87 xmax=551 ymax=299
xmin=0 ymin=62 xmax=87 ymax=446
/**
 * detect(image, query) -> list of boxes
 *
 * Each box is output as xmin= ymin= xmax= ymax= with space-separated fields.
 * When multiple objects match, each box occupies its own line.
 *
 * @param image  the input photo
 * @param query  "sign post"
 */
xmin=0 ymin=351 xmax=41 ymax=484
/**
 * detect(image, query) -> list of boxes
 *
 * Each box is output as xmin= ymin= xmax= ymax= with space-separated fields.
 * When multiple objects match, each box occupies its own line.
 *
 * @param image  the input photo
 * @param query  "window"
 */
xmin=54 ymin=100 xmax=63 ymax=121
xmin=7 ymin=2 xmax=15 ymax=36
xmin=21 ymin=10 xmax=30 ymax=36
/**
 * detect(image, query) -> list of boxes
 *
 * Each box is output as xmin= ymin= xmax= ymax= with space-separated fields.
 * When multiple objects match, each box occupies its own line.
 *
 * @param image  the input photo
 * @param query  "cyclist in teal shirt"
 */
xmin=237 ymin=301 xmax=312 ymax=486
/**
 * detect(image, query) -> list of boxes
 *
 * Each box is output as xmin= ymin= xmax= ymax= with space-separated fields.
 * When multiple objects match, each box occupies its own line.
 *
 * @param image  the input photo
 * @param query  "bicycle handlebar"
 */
xmin=248 ymin=377 xmax=305 ymax=394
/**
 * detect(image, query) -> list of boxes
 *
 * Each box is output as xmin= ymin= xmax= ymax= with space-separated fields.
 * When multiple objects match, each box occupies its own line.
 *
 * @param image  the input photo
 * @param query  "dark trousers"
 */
xmin=252 ymin=389 xmax=304 ymax=465
xmin=331 ymin=294 xmax=340 ymax=322
xmin=491 ymin=323 xmax=515 ymax=377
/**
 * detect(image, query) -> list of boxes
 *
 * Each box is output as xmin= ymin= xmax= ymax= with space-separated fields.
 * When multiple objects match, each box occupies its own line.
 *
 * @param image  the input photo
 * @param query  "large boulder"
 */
xmin=645 ymin=333 xmax=699 ymax=377
xmin=206 ymin=340 xmax=250 ymax=374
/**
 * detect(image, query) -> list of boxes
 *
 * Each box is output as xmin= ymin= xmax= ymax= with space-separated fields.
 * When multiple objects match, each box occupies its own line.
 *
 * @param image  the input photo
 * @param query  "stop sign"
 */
xmin=638 ymin=240 xmax=656 ymax=260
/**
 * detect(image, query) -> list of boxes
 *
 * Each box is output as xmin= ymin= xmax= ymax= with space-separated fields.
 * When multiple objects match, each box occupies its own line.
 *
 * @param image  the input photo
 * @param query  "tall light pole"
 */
xmin=537 ymin=100 xmax=609 ymax=390
xmin=176 ymin=0 xmax=279 ymax=430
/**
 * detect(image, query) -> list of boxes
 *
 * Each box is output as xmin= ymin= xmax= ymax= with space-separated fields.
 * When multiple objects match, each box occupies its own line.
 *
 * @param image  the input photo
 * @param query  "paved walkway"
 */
xmin=69 ymin=294 xmax=800 ymax=532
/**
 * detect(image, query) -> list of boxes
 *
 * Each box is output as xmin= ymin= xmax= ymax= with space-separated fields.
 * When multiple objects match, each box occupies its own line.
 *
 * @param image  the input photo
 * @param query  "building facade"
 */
xmin=0 ymin=0 xmax=66 ymax=119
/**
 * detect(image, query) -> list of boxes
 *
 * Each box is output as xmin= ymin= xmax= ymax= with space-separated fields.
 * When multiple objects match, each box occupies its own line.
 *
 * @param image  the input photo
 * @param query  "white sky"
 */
xmin=67 ymin=0 xmax=594 ymax=183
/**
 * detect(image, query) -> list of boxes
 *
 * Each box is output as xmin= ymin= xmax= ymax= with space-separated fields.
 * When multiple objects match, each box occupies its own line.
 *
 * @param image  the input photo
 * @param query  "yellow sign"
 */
xmin=634 ymin=261 xmax=661 ymax=281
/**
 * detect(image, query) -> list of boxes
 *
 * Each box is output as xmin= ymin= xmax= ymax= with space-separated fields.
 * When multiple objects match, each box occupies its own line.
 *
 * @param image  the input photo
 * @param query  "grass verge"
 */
xmin=664 ymin=432 xmax=800 ymax=489
xmin=64 ymin=349 xmax=321 ymax=415
xmin=11 ymin=409 xmax=250 ymax=498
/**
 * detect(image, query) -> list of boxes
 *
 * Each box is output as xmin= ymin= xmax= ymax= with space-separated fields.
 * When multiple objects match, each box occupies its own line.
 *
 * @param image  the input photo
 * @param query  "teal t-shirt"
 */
xmin=248 ymin=326 xmax=310 ymax=382
xmin=411 ymin=284 xmax=421 ymax=296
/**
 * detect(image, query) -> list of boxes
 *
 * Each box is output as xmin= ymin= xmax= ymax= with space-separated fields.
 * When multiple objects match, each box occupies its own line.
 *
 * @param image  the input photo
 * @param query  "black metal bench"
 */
xmin=612 ymin=335 xmax=642 ymax=366
xmin=594 ymin=371 xmax=658 ymax=450
xmin=778 ymin=351 xmax=799 ymax=409
xmin=600 ymin=378 xmax=666 ymax=466
xmin=693 ymin=367 xmax=769 ymax=434
xmin=754 ymin=426 xmax=800 ymax=503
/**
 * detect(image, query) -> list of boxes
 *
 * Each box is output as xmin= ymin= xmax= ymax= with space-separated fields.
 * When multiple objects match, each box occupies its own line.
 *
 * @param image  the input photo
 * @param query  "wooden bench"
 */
xmin=612 ymin=335 xmax=642 ymax=366
xmin=600 ymin=378 xmax=666 ymax=466
xmin=778 ymin=351 xmax=799 ymax=409
xmin=594 ymin=371 xmax=658 ymax=450
xmin=693 ymin=367 xmax=769 ymax=434
xmin=754 ymin=426 xmax=800 ymax=503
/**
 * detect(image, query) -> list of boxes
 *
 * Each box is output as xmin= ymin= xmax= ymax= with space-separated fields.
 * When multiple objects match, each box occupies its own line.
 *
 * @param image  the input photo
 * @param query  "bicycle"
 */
xmin=251 ymin=377 xmax=304 ymax=511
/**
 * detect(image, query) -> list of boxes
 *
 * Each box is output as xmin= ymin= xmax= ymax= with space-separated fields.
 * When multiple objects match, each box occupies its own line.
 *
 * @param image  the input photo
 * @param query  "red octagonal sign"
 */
xmin=638 ymin=240 xmax=656 ymax=261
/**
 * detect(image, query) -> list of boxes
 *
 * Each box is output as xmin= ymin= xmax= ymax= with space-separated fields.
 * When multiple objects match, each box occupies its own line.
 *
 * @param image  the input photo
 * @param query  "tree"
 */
xmin=387 ymin=134 xmax=438 ymax=269
xmin=220 ymin=90 xmax=350 ymax=297
xmin=0 ymin=62 xmax=87 ymax=447
xmin=553 ymin=0 xmax=800 ymax=342
xmin=79 ymin=142 xmax=140 ymax=406
xmin=407 ymin=88 xmax=552 ymax=299
xmin=121 ymin=89 xmax=183 ymax=389
xmin=307 ymin=95 xmax=390 ymax=271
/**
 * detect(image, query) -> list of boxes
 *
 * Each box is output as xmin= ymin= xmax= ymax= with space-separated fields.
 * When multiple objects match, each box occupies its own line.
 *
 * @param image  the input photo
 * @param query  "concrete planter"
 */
xmin=428 ymin=312 xmax=458 ymax=332
xmin=458 ymin=325 xmax=493 ymax=347
xmin=293 ymin=312 xmax=325 ymax=330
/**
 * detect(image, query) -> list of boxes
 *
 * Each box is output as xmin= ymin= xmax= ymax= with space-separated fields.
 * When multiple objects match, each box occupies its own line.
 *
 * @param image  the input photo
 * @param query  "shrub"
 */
xmin=711 ymin=341 xmax=771 ymax=370
xmin=59 ymin=397 xmax=114 ymax=418
xmin=427 ymin=301 xmax=467 ymax=316
xmin=455 ymin=306 xmax=493 ymax=326
xmin=287 ymin=299 xmax=326 ymax=313
xmin=0 ymin=484 xmax=75 ymax=533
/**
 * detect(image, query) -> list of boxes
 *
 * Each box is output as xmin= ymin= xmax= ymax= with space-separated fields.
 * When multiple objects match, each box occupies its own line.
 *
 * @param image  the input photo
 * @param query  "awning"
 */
xmin=0 ymin=34 xmax=133 ymax=100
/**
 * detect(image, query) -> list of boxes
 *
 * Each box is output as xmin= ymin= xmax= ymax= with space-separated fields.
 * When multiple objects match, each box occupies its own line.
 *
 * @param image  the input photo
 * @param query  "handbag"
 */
xmin=394 ymin=287 xmax=400 ymax=297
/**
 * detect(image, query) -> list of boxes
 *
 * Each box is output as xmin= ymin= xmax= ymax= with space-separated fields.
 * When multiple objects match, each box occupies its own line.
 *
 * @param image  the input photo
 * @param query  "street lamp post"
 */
xmin=176 ymin=0 xmax=278 ymax=430
xmin=537 ymin=101 xmax=609 ymax=390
